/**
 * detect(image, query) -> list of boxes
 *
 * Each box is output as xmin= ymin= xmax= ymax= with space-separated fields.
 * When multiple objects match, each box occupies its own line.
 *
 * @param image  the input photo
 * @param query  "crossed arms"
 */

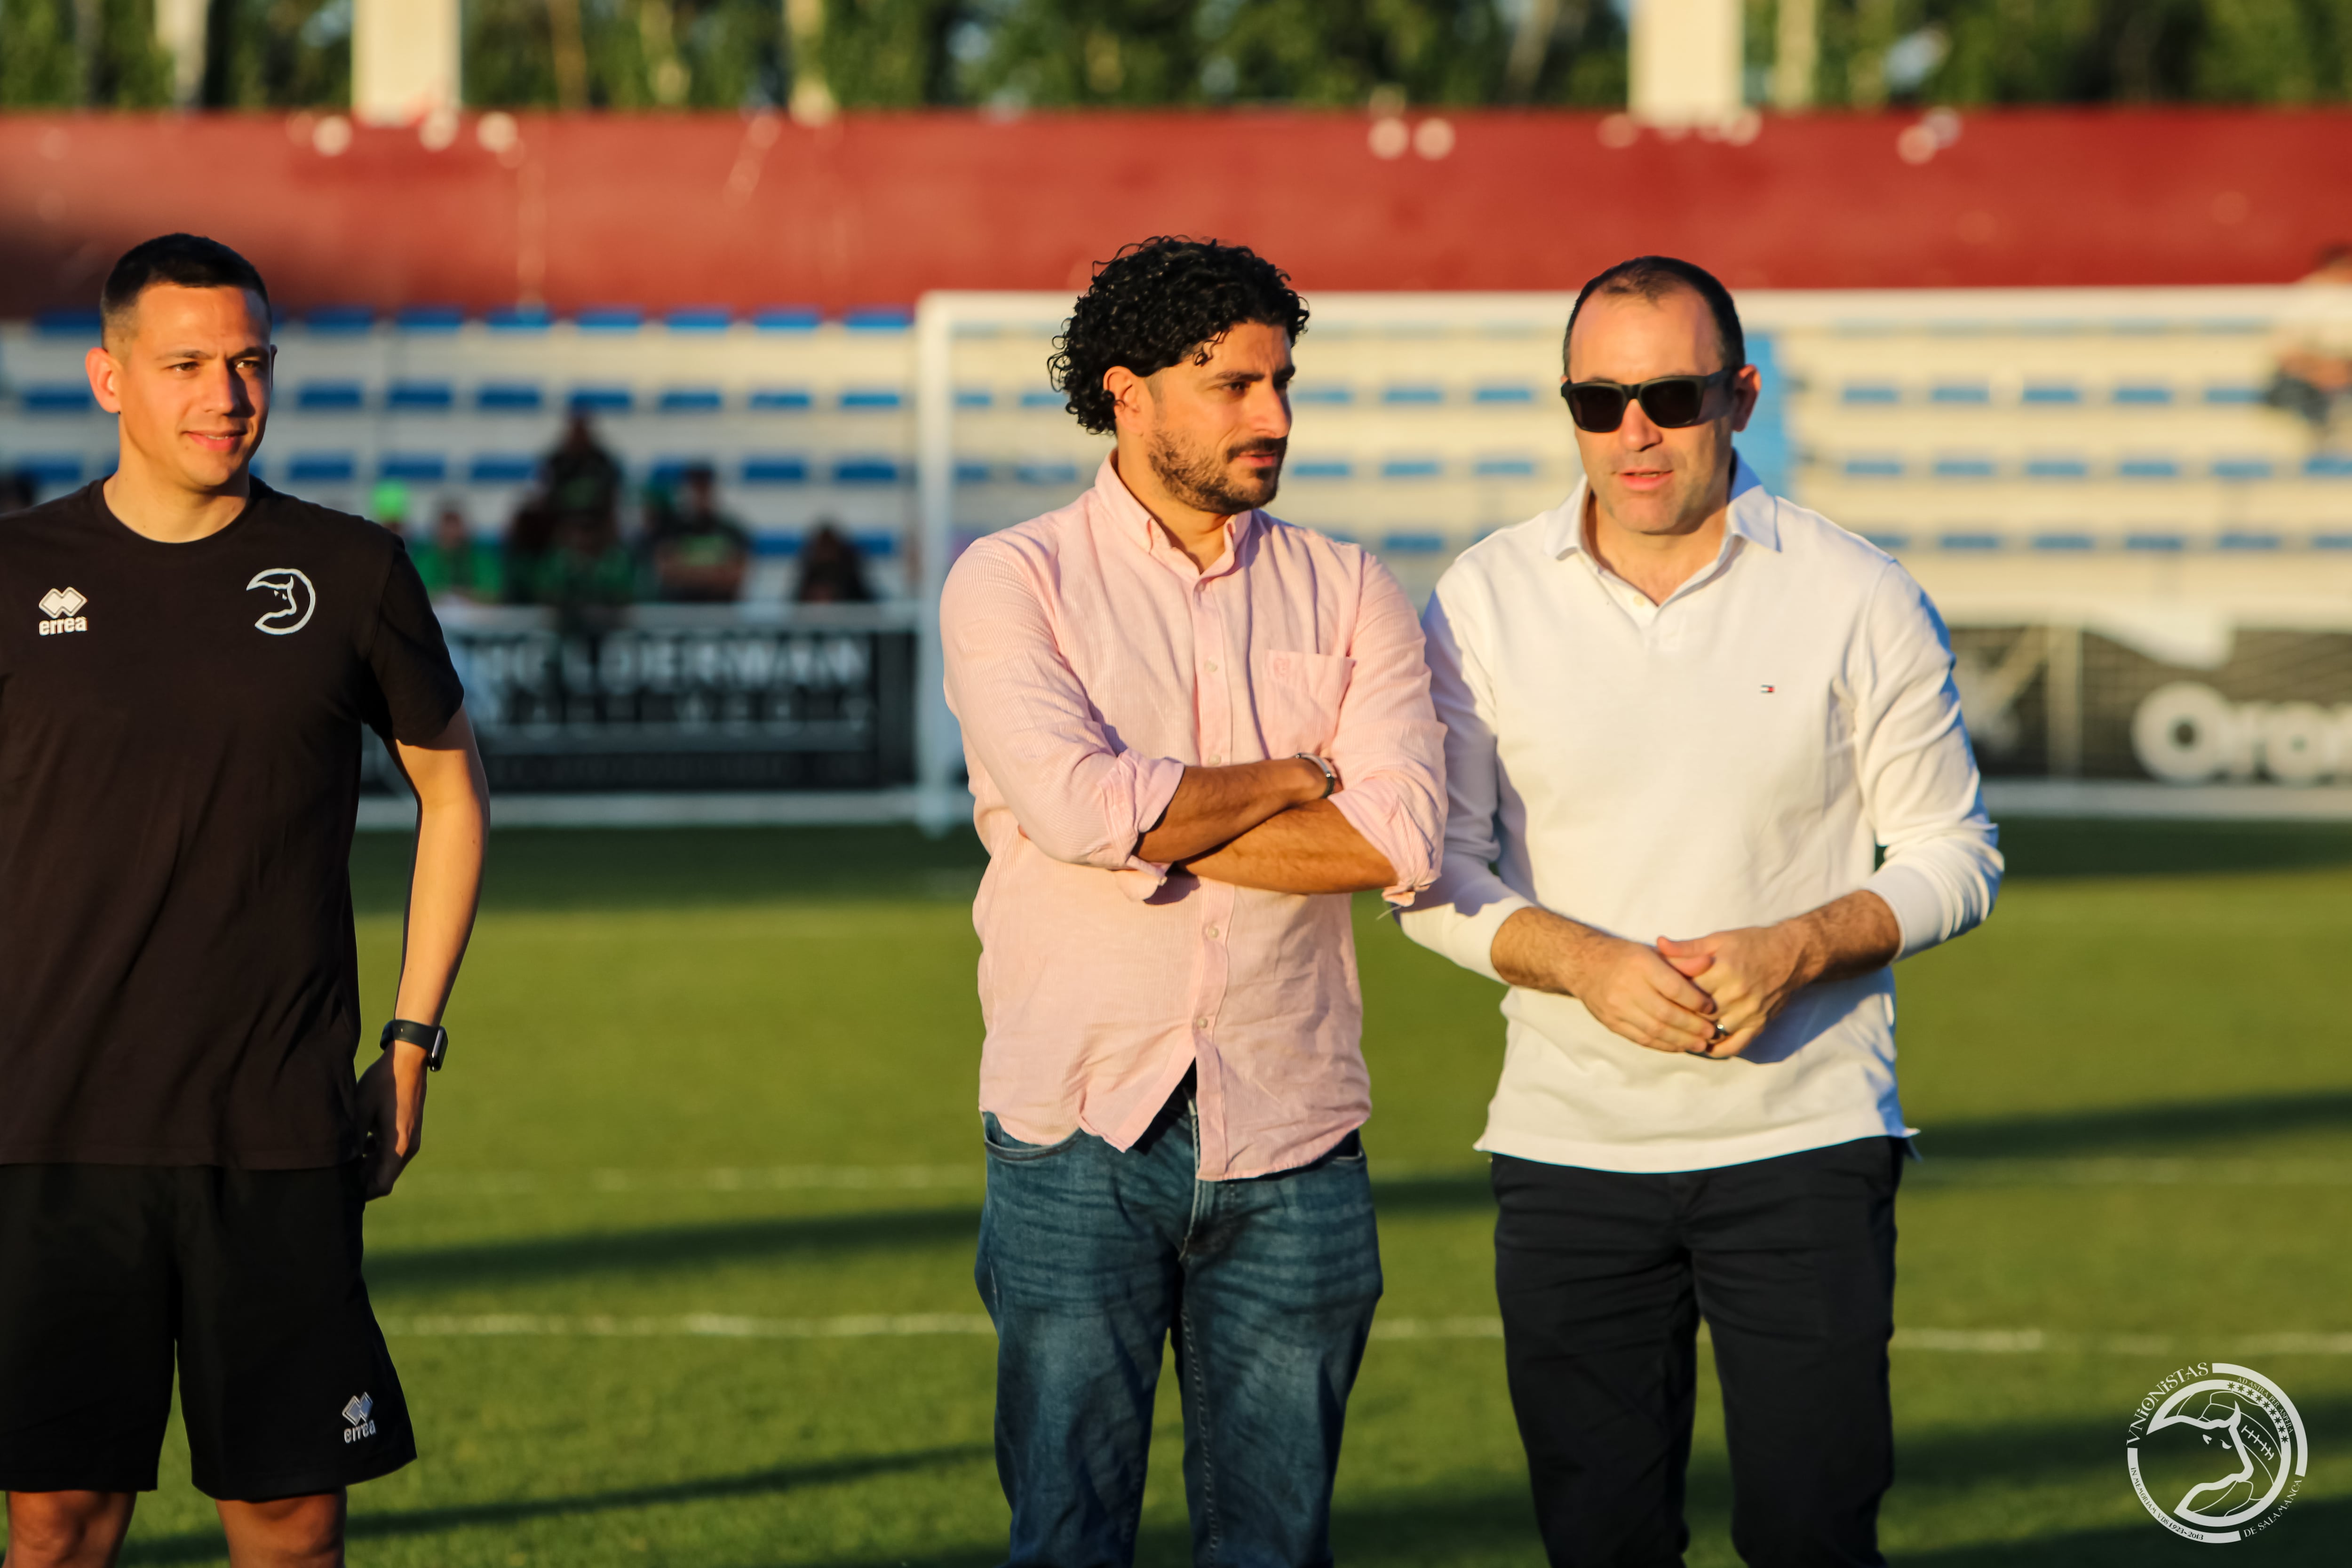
xmin=940 ymin=539 xmax=1443 ymax=900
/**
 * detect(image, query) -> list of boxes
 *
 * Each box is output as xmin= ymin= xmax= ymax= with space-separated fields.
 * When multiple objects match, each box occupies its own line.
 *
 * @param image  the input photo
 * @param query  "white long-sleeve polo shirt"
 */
xmin=1396 ymin=459 xmax=2002 ymax=1173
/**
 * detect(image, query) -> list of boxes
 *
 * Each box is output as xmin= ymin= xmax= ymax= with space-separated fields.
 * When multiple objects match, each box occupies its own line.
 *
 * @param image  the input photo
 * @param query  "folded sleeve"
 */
xmin=1854 ymin=561 xmax=2004 ymax=959
xmin=1393 ymin=568 xmax=1533 ymax=979
xmin=941 ymin=538 xmax=1184 ymax=879
xmin=1325 ymin=555 xmax=1447 ymax=904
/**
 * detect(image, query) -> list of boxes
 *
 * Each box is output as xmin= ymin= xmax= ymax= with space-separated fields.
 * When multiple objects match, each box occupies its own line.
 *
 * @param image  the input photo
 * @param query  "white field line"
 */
xmin=402 ymin=1158 xmax=2352 ymax=1195
xmin=374 ymin=1314 xmax=2352 ymax=1355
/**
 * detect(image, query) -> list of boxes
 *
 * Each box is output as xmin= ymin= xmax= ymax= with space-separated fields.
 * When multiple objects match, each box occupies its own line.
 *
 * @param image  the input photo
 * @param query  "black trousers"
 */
xmin=1492 ymin=1136 xmax=1905 ymax=1568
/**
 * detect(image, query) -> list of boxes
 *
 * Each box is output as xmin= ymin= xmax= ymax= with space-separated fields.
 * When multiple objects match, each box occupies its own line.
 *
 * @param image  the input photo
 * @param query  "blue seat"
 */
xmin=2024 ymin=457 xmax=2090 ymax=479
xmin=1383 ymin=386 xmax=1444 ymax=406
xmin=839 ymin=388 xmax=903 ymax=410
xmin=1293 ymin=386 xmax=1352 ymax=406
xmin=1292 ymin=460 xmax=1353 ymax=480
xmin=2306 ymin=454 xmax=2352 ymax=478
xmin=19 ymin=455 xmax=82 ymax=486
xmin=1861 ymin=531 xmax=1910 ymax=550
xmin=1018 ymin=390 xmax=1063 ymax=409
xmin=568 ymin=385 xmax=633 ymax=414
xmin=477 ymin=383 xmax=545 ymax=413
xmin=1473 ymin=385 xmax=1537 ymax=404
xmin=1381 ymin=459 xmax=1443 ymax=479
xmin=22 ymin=385 xmax=94 ymax=413
xmin=1381 ymin=532 xmax=1447 ymax=554
xmin=467 ymin=454 xmax=537 ymax=485
xmin=288 ymin=453 xmax=358 ymax=484
xmin=1931 ymin=456 xmax=1996 ymax=478
xmin=486 ymin=306 xmax=552 ymax=332
xmin=664 ymin=307 xmax=733 ymax=332
xmin=851 ymin=531 xmax=901 ymax=558
xmin=1937 ymin=532 xmax=2002 ymax=550
xmin=395 ymin=305 xmax=464 ymax=333
xmin=2020 ymin=383 xmax=2081 ymax=406
xmin=843 ymin=307 xmax=913 ymax=332
xmin=831 ymin=457 xmax=901 ymax=484
xmin=2211 ymin=457 xmax=2274 ymax=480
xmin=388 ymin=381 xmax=455 ymax=413
xmin=2124 ymin=533 xmax=2186 ymax=552
xmin=954 ymin=460 xmax=993 ymax=484
xmin=2203 ymin=383 xmax=2261 ymax=405
xmin=34 ymin=309 xmax=102 ymax=338
xmin=2217 ymin=532 xmax=2283 ymax=550
xmin=1014 ymin=461 xmax=1080 ymax=486
xmin=1843 ymin=456 xmax=1904 ymax=478
xmin=753 ymin=306 xmax=821 ymax=332
xmin=647 ymin=456 xmax=715 ymax=484
xmin=657 ymin=388 xmax=724 ymax=414
xmin=741 ymin=456 xmax=810 ymax=485
xmin=954 ymin=389 xmax=994 ymax=409
xmin=2117 ymin=457 xmax=2179 ymax=479
xmin=1929 ymin=383 xmax=1990 ymax=405
xmin=2030 ymin=533 xmax=2096 ymax=551
xmin=1841 ymin=383 xmax=1900 ymax=406
xmin=297 ymin=381 xmax=366 ymax=413
xmin=2112 ymin=384 xmax=2173 ymax=406
xmin=379 ymin=454 xmax=447 ymax=483
xmin=750 ymin=388 xmax=813 ymax=411
xmin=574 ymin=306 xmax=643 ymax=333
xmin=1473 ymin=457 xmax=1539 ymax=478
xmin=303 ymin=305 xmax=376 ymax=334
xmin=2315 ymin=533 xmax=2352 ymax=550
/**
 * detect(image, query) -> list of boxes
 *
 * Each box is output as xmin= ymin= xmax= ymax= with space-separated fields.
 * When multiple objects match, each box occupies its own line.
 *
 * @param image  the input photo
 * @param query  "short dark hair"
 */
xmin=1564 ymin=256 xmax=1744 ymax=377
xmin=1049 ymin=237 xmax=1309 ymax=434
xmin=100 ymin=234 xmax=270 ymax=340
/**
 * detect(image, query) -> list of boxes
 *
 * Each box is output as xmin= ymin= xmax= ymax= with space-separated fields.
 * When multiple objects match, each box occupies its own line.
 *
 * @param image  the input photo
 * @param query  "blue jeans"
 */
xmin=975 ymin=1090 xmax=1383 ymax=1568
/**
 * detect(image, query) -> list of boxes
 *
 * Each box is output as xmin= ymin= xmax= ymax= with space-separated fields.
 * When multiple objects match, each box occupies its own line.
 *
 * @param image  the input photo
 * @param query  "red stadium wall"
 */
xmin=0 ymin=106 xmax=2344 ymax=314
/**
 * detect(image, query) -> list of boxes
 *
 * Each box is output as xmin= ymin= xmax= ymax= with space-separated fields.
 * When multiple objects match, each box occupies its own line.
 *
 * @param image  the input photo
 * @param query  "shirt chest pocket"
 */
xmin=1252 ymin=649 xmax=1354 ymax=758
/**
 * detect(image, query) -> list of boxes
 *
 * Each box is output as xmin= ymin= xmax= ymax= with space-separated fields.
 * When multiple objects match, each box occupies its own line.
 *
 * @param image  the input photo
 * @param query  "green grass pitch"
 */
xmin=35 ymin=820 xmax=2352 ymax=1565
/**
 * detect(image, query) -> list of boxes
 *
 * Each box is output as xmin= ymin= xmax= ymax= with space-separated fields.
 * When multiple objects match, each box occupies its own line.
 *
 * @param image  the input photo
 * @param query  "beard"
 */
xmin=1147 ymin=428 xmax=1285 ymax=517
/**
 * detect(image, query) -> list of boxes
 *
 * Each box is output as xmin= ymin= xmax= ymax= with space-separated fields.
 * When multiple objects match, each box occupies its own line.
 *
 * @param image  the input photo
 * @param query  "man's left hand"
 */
xmin=1653 ymin=924 xmax=1816 ymax=1059
xmin=357 ymin=1042 xmax=430 ymax=1199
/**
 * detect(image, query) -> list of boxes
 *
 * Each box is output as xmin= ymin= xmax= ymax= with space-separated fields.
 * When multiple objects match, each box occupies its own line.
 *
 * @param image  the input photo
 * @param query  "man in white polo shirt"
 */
xmin=1398 ymin=255 xmax=2001 ymax=1568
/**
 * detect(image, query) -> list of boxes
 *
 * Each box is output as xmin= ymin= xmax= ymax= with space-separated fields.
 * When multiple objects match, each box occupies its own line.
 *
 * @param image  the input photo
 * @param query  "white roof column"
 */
xmin=353 ymin=0 xmax=462 ymax=126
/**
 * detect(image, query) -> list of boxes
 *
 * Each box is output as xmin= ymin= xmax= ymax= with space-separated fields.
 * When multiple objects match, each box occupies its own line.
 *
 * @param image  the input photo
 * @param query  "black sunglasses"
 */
xmin=1558 ymin=368 xmax=1738 ymax=433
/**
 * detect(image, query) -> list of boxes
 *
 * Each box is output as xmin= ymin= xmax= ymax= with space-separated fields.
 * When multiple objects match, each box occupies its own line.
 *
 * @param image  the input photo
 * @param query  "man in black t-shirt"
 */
xmin=0 ymin=237 xmax=488 ymax=1567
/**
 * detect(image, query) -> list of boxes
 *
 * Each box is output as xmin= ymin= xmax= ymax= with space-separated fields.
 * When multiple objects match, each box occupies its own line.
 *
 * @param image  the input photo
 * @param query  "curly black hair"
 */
xmin=1049 ymin=238 xmax=1309 ymax=434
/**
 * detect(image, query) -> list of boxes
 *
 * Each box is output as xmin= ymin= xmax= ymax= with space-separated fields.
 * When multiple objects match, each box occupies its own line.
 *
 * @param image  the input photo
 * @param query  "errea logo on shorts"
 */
xmin=37 ymin=587 xmax=87 ymax=635
xmin=342 ymin=1393 xmax=377 ymax=1443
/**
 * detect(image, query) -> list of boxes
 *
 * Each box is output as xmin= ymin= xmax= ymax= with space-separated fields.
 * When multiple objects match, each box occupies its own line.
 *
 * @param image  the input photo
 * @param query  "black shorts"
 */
xmin=0 ymin=1162 xmax=414 ymax=1500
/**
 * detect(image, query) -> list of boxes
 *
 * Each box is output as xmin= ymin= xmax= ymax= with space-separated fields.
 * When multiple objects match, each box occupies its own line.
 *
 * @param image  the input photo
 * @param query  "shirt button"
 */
xmin=1205 ymin=924 xmax=1220 ymax=939
xmin=1205 ymin=661 xmax=1219 ymax=673
xmin=1207 ymin=754 xmax=1223 ymax=765
xmin=1195 ymin=1017 xmax=1211 ymax=1030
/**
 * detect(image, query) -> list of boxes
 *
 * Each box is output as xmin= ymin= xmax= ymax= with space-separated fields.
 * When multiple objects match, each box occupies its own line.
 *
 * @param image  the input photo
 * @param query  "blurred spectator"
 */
xmin=504 ymin=411 xmax=636 ymax=619
xmin=369 ymin=478 xmax=411 ymax=544
xmin=648 ymin=464 xmax=752 ymax=602
xmin=413 ymin=501 xmax=501 ymax=603
xmin=794 ymin=521 xmax=875 ymax=604
xmin=544 ymin=409 xmax=624 ymax=517
xmin=2266 ymin=245 xmax=2352 ymax=442
xmin=0 ymin=469 xmax=38 ymax=516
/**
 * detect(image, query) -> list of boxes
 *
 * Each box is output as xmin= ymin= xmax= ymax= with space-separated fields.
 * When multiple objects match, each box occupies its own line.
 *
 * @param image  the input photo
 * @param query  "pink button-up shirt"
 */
xmin=941 ymin=459 xmax=1446 ymax=1179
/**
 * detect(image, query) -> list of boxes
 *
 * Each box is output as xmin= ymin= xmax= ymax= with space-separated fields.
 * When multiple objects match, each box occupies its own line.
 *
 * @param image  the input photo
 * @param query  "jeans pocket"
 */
xmin=980 ymin=1112 xmax=1083 ymax=1163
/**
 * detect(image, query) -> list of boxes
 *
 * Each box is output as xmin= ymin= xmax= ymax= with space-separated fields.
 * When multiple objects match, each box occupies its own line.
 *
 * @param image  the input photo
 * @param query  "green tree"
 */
xmin=0 ymin=0 xmax=175 ymax=107
xmin=204 ymin=0 xmax=351 ymax=108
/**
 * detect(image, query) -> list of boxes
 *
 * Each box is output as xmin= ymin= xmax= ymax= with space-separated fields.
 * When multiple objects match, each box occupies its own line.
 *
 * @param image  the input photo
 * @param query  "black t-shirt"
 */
xmin=0 ymin=481 xmax=465 ymax=1168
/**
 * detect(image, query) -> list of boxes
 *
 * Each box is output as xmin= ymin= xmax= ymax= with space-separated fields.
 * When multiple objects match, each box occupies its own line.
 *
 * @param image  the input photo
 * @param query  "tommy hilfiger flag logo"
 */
xmin=342 ymin=1393 xmax=377 ymax=1443
xmin=37 ymin=587 xmax=87 ymax=635
xmin=1759 ymin=684 xmax=1776 ymax=693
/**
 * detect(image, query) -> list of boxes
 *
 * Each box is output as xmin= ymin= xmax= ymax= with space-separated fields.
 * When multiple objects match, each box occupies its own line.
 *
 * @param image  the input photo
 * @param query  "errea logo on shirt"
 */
xmin=342 ymin=1392 xmax=376 ymax=1443
xmin=37 ymin=587 xmax=87 ymax=635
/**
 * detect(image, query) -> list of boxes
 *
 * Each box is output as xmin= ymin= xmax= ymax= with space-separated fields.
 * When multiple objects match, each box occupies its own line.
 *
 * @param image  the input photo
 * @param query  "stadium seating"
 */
xmin=0 ymin=287 xmax=2339 ymax=604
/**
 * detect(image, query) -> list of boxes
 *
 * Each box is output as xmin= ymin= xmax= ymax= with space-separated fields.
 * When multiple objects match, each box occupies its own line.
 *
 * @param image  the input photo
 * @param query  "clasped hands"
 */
xmin=1578 ymin=923 xmax=1816 ymax=1059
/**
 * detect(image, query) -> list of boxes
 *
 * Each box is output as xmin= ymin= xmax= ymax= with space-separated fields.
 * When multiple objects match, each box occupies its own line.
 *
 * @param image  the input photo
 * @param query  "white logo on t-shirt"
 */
xmin=246 ymin=568 xmax=316 ymax=635
xmin=37 ymin=587 xmax=87 ymax=635
xmin=342 ymin=1392 xmax=377 ymax=1443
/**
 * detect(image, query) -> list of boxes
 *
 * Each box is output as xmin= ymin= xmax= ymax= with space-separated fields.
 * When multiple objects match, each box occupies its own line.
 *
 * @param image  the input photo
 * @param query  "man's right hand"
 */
xmin=1491 ymin=908 xmax=1720 ymax=1054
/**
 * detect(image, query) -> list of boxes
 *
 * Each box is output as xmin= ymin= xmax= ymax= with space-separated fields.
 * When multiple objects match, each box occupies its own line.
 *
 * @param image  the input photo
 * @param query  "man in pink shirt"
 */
xmin=941 ymin=237 xmax=1445 ymax=1567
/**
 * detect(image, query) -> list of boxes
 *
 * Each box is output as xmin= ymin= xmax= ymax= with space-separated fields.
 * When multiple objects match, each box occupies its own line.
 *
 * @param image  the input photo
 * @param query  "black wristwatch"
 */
xmin=1295 ymin=752 xmax=1338 ymax=799
xmin=381 ymin=1019 xmax=449 ymax=1072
